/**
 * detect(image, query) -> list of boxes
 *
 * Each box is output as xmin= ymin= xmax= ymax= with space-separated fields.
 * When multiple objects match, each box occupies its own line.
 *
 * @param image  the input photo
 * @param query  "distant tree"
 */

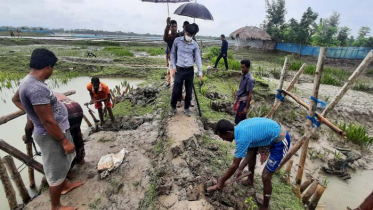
xmin=337 ymin=27 xmax=351 ymax=46
xmin=348 ymin=35 xmax=355 ymax=46
xmin=263 ymin=0 xmax=287 ymax=41
xmin=357 ymin=26 xmax=371 ymax=39
xmin=311 ymin=12 xmax=341 ymax=46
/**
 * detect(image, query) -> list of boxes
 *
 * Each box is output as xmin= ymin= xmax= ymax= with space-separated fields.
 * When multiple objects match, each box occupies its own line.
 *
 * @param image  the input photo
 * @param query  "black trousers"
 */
xmin=171 ymin=67 xmax=194 ymax=109
xmin=214 ymin=53 xmax=228 ymax=70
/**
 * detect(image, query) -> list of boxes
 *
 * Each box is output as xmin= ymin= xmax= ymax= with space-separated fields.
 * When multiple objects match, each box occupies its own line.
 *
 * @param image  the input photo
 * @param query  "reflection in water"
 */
xmin=0 ymin=76 xmax=143 ymax=209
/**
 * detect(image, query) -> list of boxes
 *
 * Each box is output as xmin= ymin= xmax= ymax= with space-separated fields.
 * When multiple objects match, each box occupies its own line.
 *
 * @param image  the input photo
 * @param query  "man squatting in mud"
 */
xmin=211 ymin=117 xmax=291 ymax=210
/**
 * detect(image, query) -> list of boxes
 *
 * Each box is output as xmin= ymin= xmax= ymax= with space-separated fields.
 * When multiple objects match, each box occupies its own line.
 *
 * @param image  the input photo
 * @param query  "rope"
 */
xmin=275 ymin=89 xmax=285 ymax=102
xmin=306 ymin=96 xmax=327 ymax=128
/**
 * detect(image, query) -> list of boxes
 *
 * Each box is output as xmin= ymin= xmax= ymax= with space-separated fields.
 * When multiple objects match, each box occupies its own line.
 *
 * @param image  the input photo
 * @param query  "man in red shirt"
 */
xmin=86 ymin=77 xmax=115 ymax=124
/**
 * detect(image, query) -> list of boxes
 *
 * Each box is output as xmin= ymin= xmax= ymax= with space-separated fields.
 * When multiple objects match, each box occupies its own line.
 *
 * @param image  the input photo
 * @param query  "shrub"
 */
xmin=321 ymin=73 xmax=342 ymax=86
xmin=339 ymin=122 xmax=373 ymax=146
xmin=352 ymin=82 xmax=371 ymax=92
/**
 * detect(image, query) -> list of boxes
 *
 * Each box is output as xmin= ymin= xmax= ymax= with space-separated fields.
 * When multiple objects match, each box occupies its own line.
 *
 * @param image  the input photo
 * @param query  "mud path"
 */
xmin=25 ymin=114 xmax=161 ymax=210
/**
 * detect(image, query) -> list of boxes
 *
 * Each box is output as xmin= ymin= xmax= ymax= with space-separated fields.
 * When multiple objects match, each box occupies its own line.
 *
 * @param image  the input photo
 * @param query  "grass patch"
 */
xmin=132 ymin=47 xmax=165 ymax=56
xmin=88 ymin=196 xmax=102 ymax=210
xmin=112 ymin=100 xmax=154 ymax=117
xmin=338 ymin=122 xmax=373 ymax=147
xmin=140 ymin=170 xmax=159 ymax=210
xmin=352 ymin=81 xmax=372 ymax=92
xmin=367 ymin=69 xmax=373 ymax=76
xmin=211 ymin=56 xmax=241 ymax=70
xmin=203 ymin=46 xmax=234 ymax=60
xmin=103 ymin=46 xmax=134 ymax=57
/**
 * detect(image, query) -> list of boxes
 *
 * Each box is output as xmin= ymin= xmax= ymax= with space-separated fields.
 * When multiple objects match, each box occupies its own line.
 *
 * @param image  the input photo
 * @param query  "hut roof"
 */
xmin=230 ymin=26 xmax=271 ymax=41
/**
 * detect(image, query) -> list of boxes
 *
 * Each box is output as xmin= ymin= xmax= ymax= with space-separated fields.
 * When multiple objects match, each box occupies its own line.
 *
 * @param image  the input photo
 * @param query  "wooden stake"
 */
xmin=3 ymin=155 xmax=31 ymax=203
xmin=280 ymin=90 xmax=345 ymax=136
xmin=302 ymin=180 xmax=318 ymax=204
xmin=283 ymin=159 xmax=293 ymax=184
xmin=322 ymin=50 xmax=373 ymax=117
xmin=0 ymin=139 xmax=44 ymax=174
xmin=0 ymin=90 xmax=76 ymax=125
xmin=300 ymin=175 xmax=314 ymax=193
xmin=292 ymin=184 xmax=302 ymax=198
xmin=295 ymin=47 xmax=327 ymax=185
xmin=308 ymin=184 xmax=326 ymax=210
xmin=267 ymin=63 xmax=307 ymax=118
xmin=83 ymin=114 xmax=92 ymax=127
xmin=274 ymin=57 xmax=289 ymax=105
xmin=0 ymin=155 xmax=18 ymax=209
xmin=26 ymin=143 xmax=35 ymax=188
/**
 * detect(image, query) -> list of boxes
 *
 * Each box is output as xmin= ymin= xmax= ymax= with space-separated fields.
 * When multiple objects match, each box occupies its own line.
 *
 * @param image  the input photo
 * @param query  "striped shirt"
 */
xmin=170 ymin=36 xmax=203 ymax=76
xmin=234 ymin=118 xmax=281 ymax=158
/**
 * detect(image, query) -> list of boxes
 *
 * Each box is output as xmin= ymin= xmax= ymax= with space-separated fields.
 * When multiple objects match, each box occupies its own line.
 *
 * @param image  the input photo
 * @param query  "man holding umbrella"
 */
xmin=169 ymin=23 xmax=202 ymax=117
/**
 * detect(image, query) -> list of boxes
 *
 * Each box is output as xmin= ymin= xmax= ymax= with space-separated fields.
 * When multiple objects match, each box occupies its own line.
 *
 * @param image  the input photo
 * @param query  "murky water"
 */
xmin=318 ymin=170 xmax=373 ymax=209
xmin=0 ymin=76 xmax=143 ymax=209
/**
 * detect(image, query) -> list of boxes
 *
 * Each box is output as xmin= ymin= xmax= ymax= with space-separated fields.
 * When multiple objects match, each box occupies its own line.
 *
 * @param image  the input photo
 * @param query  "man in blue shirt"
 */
xmin=169 ymin=23 xmax=203 ymax=117
xmin=234 ymin=60 xmax=255 ymax=124
xmin=213 ymin=34 xmax=229 ymax=70
xmin=210 ymin=118 xmax=291 ymax=210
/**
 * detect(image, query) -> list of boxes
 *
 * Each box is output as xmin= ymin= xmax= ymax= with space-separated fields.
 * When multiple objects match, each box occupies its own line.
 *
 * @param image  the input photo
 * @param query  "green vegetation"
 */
xmin=140 ymin=170 xmax=159 ymax=210
xmin=352 ymin=81 xmax=372 ymax=92
xmin=211 ymin=56 xmax=242 ymax=70
xmin=88 ymin=196 xmax=102 ymax=210
xmin=245 ymin=197 xmax=258 ymax=210
xmin=132 ymin=47 xmax=165 ymax=56
xmin=112 ymin=101 xmax=154 ymax=117
xmin=338 ymin=122 xmax=373 ymax=146
xmin=103 ymin=46 xmax=134 ymax=57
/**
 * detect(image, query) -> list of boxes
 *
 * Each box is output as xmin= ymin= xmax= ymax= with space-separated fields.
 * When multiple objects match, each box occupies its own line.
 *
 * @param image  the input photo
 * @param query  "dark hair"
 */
xmin=185 ymin=23 xmax=199 ymax=35
xmin=241 ymin=60 xmax=251 ymax=68
xmin=29 ymin=48 xmax=58 ymax=70
xmin=214 ymin=119 xmax=234 ymax=135
xmin=183 ymin=21 xmax=190 ymax=27
xmin=91 ymin=76 xmax=100 ymax=84
xmin=170 ymin=20 xmax=177 ymax=25
xmin=221 ymin=34 xmax=225 ymax=38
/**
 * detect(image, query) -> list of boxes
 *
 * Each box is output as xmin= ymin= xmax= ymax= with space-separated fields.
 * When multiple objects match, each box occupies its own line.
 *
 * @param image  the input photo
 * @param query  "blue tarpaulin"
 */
xmin=276 ymin=43 xmax=373 ymax=60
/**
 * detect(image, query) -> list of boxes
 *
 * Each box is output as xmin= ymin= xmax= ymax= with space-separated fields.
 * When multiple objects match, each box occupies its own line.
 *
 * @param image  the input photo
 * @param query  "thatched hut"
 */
xmin=230 ymin=26 xmax=275 ymax=49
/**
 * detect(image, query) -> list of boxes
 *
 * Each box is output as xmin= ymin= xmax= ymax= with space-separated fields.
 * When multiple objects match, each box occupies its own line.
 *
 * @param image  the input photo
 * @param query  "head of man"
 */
xmin=91 ymin=76 xmax=101 ymax=93
xmin=184 ymin=23 xmax=199 ymax=42
xmin=29 ymin=48 xmax=58 ymax=80
xmin=221 ymin=34 xmax=226 ymax=41
xmin=183 ymin=21 xmax=190 ymax=31
xmin=240 ymin=60 xmax=251 ymax=75
xmin=170 ymin=20 xmax=178 ymax=34
xmin=215 ymin=119 xmax=235 ymax=142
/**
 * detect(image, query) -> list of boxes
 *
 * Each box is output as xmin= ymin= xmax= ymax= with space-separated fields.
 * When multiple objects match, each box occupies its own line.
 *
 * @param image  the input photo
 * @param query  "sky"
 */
xmin=1 ymin=0 xmax=372 ymax=37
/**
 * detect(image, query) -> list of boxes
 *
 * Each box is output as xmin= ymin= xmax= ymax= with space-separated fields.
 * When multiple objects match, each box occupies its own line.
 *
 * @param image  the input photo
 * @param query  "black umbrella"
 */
xmin=141 ymin=0 xmax=191 ymax=16
xmin=174 ymin=2 xmax=214 ymax=22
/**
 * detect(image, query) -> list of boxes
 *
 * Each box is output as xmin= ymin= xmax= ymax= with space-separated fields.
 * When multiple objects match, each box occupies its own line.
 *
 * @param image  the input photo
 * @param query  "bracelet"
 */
xmin=58 ymin=134 xmax=66 ymax=141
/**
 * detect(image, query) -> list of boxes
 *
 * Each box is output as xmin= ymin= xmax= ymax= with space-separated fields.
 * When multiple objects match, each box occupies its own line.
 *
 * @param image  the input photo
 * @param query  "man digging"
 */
xmin=210 ymin=118 xmax=291 ymax=210
xmin=12 ymin=49 xmax=84 ymax=210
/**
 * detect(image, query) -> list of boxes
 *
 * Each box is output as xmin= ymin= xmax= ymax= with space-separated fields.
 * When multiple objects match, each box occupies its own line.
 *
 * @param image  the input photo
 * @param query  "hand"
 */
xmin=22 ymin=135 xmax=33 ymax=144
xmin=166 ymin=17 xmax=171 ymax=25
xmin=199 ymin=75 xmax=203 ymax=82
xmin=89 ymin=100 xmax=94 ymax=105
xmin=62 ymin=138 xmax=75 ymax=154
xmin=243 ymin=107 xmax=248 ymax=114
xmin=172 ymin=69 xmax=177 ymax=76
xmin=234 ymin=168 xmax=243 ymax=178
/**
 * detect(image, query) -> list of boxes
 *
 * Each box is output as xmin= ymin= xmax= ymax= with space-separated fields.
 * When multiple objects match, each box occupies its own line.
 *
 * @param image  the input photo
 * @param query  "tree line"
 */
xmin=262 ymin=0 xmax=373 ymax=47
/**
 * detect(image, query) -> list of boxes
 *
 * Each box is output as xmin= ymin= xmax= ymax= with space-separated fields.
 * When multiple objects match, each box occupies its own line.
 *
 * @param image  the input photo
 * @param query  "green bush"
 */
xmin=321 ymin=73 xmax=342 ymax=86
xmin=211 ymin=56 xmax=241 ymax=70
xmin=103 ymin=46 xmax=134 ymax=57
xmin=352 ymin=82 xmax=371 ymax=92
xmin=339 ymin=122 xmax=373 ymax=146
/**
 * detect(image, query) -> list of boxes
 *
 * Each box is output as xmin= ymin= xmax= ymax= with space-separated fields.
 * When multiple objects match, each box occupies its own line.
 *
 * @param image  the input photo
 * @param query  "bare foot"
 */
xmin=61 ymin=181 xmax=84 ymax=195
xmin=53 ymin=205 xmax=78 ymax=210
xmin=240 ymin=179 xmax=253 ymax=188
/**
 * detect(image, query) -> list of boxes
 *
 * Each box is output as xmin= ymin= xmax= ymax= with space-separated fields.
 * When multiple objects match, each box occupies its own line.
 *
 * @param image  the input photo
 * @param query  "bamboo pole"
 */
xmin=308 ymin=184 xmax=326 ymax=210
xmin=283 ymin=159 xmax=293 ymax=184
xmin=292 ymin=184 xmax=302 ymax=198
xmin=295 ymin=47 xmax=327 ymax=185
xmin=267 ymin=63 xmax=307 ymax=118
xmin=0 ymin=155 xmax=18 ymax=209
xmin=300 ymin=175 xmax=314 ymax=193
xmin=0 ymin=90 xmax=76 ymax=125
xmin=281 ymin=90 xmax=345 ymax=136
xmin=321 ymin=50 xmax=373 ymax=117
xmin=3 ymin=155 xmax=31 ymax=203
xmin=26 ymin=143 xmax=35 ymax=188
xmin=83 ymin=114 xmax=92 ymax=127
xmin=302 ymin=180 xmax=318 ymax=204
xmin=274 ymin=57 xmax=289 ymax=105
xmin=0 ymin=139 xmax=44 ymax=174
